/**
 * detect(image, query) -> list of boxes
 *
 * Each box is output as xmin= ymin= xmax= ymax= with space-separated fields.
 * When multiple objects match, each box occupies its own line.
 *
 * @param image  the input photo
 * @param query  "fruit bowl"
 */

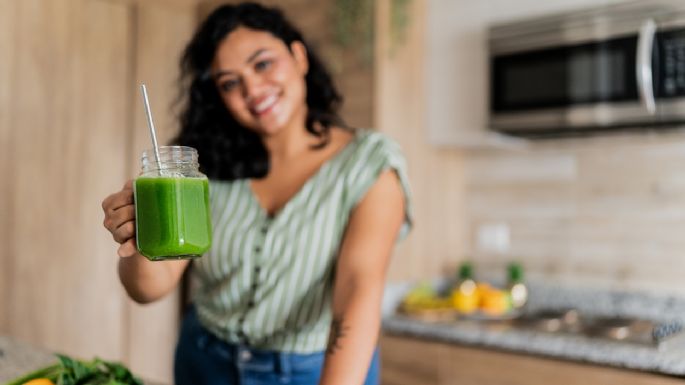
xmin=397 ymin=281 xmax=524 ymax=322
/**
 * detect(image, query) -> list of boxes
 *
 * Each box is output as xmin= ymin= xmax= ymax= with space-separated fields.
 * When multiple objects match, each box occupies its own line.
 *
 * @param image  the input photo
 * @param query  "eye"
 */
xmin=218 ymin=78 xmax=240 ymax=93
xmin=254 ymin=59 xmax=272 ymax=72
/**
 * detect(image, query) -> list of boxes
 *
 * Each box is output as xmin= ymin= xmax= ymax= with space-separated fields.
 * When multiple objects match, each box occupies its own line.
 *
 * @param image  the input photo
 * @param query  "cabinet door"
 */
xmin=381 ymin=335 xmax=685 ymax=385
xmin=0 ymin=0 xmax=16 ymax=334
xmin=380 ymin=335 xmax=442 ymax=385
xmin=0 ymin=1 xmax=197 ymax=383
xmin=1 ymin=0 xmax=131 ymax=358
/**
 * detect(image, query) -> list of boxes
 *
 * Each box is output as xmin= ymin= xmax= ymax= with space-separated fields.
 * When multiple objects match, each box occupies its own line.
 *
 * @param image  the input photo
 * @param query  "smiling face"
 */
xmin=211 ymin=26 xmax=309 ymax=137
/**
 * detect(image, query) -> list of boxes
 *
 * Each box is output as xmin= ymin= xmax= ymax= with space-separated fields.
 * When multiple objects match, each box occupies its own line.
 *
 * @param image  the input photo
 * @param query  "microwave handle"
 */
xmin=636 ymin=18 xmax=657 ymax=115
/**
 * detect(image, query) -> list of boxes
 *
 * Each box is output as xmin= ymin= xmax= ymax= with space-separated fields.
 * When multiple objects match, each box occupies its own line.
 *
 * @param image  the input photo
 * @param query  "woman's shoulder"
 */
xmin=339 ymin=128 xmax=413 ymax=238
xmin=207 ymin=177 xmax=244 ymax=191
xmin=350 ymin=128 xmax=397 ymax=145
xmin=345 ymin=128 xmax=406 ymax=164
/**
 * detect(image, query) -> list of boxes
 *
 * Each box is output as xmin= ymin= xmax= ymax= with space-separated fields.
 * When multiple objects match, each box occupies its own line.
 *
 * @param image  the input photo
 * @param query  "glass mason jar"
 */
xmin=133 ymin=146 xmax=212 ymax=261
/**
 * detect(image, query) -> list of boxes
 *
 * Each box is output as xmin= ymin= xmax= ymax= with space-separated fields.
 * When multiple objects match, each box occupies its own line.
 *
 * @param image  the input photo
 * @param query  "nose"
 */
xmin=241 ymin=73 xmax=263 ymax=99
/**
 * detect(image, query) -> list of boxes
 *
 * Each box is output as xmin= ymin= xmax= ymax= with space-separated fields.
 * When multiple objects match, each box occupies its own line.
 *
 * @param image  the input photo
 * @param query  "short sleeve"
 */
xmin=344 ymin=132 xmax=413 ymax=241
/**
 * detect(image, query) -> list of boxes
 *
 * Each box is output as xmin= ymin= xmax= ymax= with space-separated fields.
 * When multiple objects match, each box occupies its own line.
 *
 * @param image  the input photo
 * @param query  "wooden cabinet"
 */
xmin=0 ymin=0 xmax=198 ymax=383
xmin=380 ymin=335 xmax=685 ymax=385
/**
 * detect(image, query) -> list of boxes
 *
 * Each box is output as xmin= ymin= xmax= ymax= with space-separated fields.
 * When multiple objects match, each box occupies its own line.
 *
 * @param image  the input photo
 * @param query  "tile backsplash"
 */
xmin=464 ymin=131 xmax=685 ymax=294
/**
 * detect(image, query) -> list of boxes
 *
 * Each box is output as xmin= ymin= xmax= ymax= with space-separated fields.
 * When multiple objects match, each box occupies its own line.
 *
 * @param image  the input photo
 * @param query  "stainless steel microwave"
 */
xmin=489 ymin=0 xmax=685 ymax=137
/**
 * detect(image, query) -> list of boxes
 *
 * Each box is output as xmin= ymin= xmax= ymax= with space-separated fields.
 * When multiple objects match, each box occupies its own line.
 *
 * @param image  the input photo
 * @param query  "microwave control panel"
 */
xmin=658 ymin=28 xmax=685 ymax=97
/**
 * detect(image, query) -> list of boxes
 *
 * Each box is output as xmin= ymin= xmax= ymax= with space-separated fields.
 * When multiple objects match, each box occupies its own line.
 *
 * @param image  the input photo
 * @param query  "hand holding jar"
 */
xmin=103 ymin=146 xmax=212 ymax=261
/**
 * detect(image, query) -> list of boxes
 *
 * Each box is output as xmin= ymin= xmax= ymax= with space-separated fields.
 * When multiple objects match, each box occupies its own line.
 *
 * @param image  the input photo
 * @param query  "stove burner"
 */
xmin=583 ymin=317 xmax=638 ymax=340
xmin=518 ymin=309 xmax=579 ymax=332
xmin=518 ymin=310 xmax=668 ymax=345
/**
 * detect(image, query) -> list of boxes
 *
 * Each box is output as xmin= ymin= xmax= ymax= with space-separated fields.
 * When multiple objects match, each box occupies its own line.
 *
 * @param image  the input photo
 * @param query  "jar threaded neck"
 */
xmin=140 ymin=146 xmax=200 ymax=174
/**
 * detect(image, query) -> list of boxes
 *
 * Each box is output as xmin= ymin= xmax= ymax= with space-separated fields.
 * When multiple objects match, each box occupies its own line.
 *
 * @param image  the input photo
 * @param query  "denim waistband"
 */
xmin=183 ymin=306 xmax=325 ymax=375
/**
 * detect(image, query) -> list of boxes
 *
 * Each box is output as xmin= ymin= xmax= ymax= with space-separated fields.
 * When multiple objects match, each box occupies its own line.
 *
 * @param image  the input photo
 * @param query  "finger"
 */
xmin=105 ymin=189 xmax=134 ymax=213
xmin=110 ymin=205 xmax=136 ymax=230
xmin=102 ymin=180 xmax=134 ymax=212
xmin=103 ymin=204 xmax=135 ymax=233
xmin=112 ymin=220 xmax=136 ymax=244
xmin=118 ymin=238 xmax=138 ymax=258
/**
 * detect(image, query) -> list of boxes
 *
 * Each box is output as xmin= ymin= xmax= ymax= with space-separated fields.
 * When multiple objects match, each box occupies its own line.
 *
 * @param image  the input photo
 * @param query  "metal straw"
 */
xmin=140 ymin=84 xmax=163 ymax=174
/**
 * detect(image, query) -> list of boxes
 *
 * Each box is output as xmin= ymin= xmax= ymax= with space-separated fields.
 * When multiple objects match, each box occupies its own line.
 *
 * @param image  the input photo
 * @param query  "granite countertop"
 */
xmin=381 ymin=279 xmax=685 ymax=377
xmin=0 ymin=337 xmax=166 ymax=385
xmin=0 ymin=336 xmax=56 ymax=383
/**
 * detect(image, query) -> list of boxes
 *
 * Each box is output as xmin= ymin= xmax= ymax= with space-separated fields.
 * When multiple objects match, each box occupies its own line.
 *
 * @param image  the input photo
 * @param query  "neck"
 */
xmin=261 ymin=107 xmax=311 ymax=164
xmin=263 ymin=128 xmax=309 ymax=164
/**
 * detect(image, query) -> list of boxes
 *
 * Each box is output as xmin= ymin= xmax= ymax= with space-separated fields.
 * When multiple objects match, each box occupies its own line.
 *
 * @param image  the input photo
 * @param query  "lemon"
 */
xmin=23 ymin=379 xmax=56 ymax=385
xmin=451 ymin=290 xmax=479 ymax=314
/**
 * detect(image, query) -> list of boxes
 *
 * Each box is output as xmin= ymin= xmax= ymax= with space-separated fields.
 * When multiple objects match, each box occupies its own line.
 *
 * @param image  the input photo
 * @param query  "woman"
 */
xmin=101 ymin=3 xmax=412 ymax=384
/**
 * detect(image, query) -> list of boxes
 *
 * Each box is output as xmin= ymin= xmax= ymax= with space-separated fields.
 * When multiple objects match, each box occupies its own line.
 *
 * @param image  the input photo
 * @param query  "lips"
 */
xmin=250 ymin=93 xmax=279 ymax=116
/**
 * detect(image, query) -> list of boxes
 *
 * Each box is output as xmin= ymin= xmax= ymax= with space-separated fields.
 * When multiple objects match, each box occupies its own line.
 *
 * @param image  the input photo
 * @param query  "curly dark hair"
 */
xmin=174 ymin=2 xmax=344 ymax=181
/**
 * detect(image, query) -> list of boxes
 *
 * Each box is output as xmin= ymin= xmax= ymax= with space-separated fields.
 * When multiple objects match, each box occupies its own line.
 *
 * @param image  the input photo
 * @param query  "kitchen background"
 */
xmin=2 ymin=0 xmax=685 ymax=384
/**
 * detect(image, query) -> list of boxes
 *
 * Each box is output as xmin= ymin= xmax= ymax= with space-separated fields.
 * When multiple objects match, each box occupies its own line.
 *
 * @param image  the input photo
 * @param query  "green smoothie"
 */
xmin=134 ymin=176 xmax=212 ymax=260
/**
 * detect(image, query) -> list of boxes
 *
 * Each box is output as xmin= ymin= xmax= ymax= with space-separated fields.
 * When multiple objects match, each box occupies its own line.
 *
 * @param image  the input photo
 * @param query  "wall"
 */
xmin=425 ymin=0 xmax=685 ymax=293
xmin=465 ymin=127 xmax=685 ymax=293
xmin=376 ymin=0 xmax=467 ymax=282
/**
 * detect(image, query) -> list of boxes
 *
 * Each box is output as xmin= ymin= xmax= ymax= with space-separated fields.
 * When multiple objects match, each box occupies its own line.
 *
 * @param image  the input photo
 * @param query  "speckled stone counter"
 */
xmin=0 ymin=336 xmax=166 ymax=385
xmin=381 ymin=280 xmax=685 ymax=377
xmin=0 ymin=336 xmax=56 ymax=383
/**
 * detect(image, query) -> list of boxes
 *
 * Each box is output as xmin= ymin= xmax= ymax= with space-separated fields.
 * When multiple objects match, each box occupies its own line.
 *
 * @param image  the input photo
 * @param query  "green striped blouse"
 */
xmin=192 ymin=129 xmax=412 ymax=353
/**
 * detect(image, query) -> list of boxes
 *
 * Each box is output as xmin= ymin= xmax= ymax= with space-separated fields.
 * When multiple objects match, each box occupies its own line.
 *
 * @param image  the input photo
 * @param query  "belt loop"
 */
xmin=278 ymin=350 xmax=291 ymax=377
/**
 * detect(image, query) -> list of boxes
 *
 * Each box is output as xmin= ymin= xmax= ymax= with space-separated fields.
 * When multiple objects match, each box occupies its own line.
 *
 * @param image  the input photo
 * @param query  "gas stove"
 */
xmin=513 ymin=309 xmax=685 ymax=350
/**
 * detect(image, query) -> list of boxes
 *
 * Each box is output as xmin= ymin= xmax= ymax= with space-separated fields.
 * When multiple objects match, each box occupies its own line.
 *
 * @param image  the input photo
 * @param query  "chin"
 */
xmin=255 ymin=125 xmax=285 ymax=137
xmin=251 ymin=114 xmax=292 ymax=137
xmin=240 ymin=119 xmax=282 ymax=137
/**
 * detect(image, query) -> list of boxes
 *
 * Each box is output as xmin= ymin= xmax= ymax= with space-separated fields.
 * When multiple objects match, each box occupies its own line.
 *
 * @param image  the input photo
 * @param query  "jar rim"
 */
xmin=143 ymin=145 xmax=197 ymax=153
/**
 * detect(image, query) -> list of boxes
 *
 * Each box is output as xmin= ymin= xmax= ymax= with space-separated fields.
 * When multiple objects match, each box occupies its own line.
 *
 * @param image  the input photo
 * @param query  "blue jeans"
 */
xmin=174 ymin=307 xmax=380 ymax=385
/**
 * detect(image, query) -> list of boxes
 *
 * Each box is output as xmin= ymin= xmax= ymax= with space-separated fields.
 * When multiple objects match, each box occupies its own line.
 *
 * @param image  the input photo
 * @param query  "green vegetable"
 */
xmin=3 ymin=354 xmax=144 ymax=385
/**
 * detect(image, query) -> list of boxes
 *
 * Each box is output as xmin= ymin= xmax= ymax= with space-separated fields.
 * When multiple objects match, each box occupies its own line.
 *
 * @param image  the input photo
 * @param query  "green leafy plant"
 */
xmin=389 ymin=0 xmax=412 ymax=54
xmin=4 ymin=354 xmax=144 ymax=385
xmin=333 ymin=0 xmax=375 ymax=63
xmin=332 ymin=0 xmax=413 ymax=61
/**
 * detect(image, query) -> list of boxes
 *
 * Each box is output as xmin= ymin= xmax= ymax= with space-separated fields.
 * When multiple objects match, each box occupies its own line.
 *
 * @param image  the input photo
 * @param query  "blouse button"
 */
xmin=255 ymin=246 xmax=261 ymax=253
xmin=240 ymin=350 xmax=252 ymax=362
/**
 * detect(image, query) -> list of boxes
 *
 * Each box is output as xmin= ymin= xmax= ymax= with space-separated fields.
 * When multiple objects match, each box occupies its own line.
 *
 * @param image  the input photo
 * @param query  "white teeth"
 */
xmin=254 ymin=94 xmax=277 ymax=113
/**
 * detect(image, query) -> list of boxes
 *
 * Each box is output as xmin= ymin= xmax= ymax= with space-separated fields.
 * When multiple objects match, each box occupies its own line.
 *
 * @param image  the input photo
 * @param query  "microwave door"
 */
xmin=490 ymin=32 xmax=658 ymax=133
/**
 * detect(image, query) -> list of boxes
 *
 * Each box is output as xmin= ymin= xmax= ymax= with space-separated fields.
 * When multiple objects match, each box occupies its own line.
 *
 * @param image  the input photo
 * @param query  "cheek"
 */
xmin=279 ymin=67 xmax=306 ymax=104
xmin=272 ymin=61 xmax=305 ymax=94
xmin=222 ymin=93 xmax=248 ymax=118
xmin=293 ymin=76 xmax=306 ymax=102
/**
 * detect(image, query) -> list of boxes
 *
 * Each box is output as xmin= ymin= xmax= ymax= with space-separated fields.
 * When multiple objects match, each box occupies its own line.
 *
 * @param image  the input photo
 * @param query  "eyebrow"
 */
xmin=212 ymin=48 xmax=269 ymax=79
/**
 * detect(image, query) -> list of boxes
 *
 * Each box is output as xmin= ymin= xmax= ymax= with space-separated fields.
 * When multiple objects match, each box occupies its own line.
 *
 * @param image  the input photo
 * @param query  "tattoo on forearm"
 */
xmin=326 ymin=315 xmax=349 ymax=355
